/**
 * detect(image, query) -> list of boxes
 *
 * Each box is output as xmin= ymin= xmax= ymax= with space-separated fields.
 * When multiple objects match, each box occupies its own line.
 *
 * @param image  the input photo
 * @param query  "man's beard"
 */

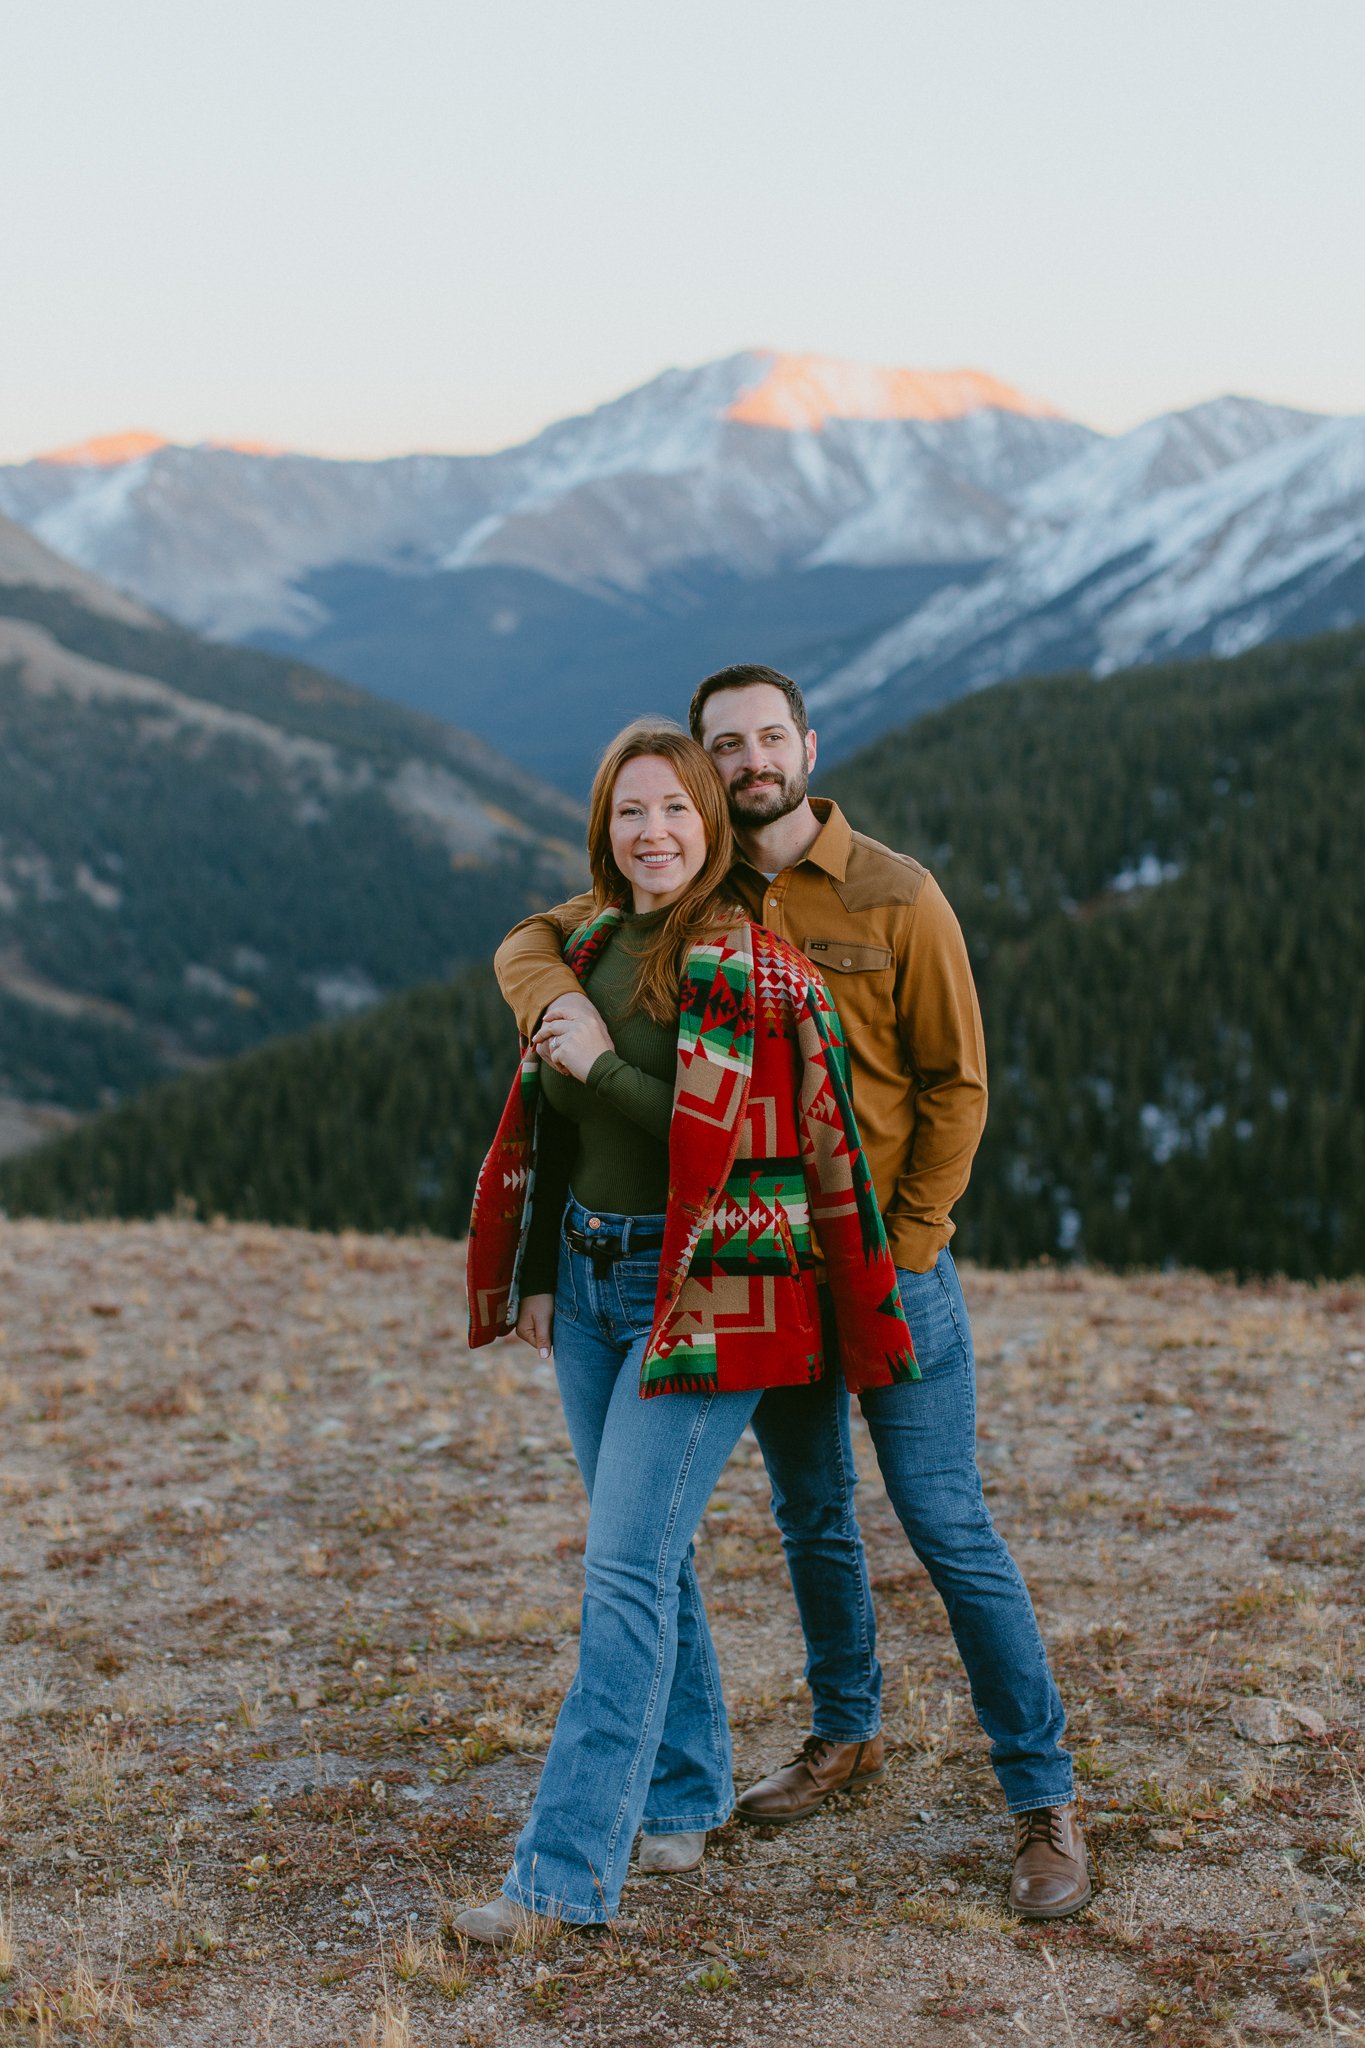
xmin=727 ymin=763 xmax=808 ymax=827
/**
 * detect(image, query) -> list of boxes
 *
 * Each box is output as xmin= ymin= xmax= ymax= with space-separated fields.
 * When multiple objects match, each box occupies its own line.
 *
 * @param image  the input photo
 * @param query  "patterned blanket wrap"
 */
xmin=467 ymin=911 xmax=916 ymax=1398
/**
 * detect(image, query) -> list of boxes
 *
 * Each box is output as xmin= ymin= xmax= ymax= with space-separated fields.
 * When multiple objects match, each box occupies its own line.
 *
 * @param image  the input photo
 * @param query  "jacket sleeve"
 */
xmin=493 ymin=891 xmax=597 ymax=1037
xmin=888 ymin=874 xmax=988 ymax=1270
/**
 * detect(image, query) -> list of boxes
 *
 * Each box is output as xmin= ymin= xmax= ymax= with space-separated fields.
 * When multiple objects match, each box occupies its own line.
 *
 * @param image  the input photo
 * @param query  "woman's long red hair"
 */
xmin=585 ymin=720 xmax=740 ymax=1022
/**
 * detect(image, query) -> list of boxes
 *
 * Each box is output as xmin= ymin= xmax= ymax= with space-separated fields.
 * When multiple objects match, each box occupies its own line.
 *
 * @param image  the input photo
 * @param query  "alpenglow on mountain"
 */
xmin=3 ymin=350 xmax=1362 ymax=786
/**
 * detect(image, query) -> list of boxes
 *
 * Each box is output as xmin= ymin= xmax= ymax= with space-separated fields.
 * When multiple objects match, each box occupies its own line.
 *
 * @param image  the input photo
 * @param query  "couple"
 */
xmin=458 ymin=664 xmax=1089 ymax=1942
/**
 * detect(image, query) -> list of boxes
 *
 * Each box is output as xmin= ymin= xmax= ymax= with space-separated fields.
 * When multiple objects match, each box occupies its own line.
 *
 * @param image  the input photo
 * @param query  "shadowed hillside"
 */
xmin=4 ymin=629 xmax=1362 ymax=1279
xmin=821 ymin=627 xmax=1365 ymax=1277
xmin=0 ymin=551 xmax=582 ymax=1115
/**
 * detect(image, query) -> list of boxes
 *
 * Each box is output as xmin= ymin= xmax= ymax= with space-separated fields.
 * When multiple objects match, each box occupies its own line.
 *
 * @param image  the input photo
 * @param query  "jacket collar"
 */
xmin=735 ymin=797 xmax=852 ymax=887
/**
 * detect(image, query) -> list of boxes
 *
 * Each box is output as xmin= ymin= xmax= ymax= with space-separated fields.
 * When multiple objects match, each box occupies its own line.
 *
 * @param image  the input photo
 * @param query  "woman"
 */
xmin=458 ymin=720 xmax=915 ymax=1941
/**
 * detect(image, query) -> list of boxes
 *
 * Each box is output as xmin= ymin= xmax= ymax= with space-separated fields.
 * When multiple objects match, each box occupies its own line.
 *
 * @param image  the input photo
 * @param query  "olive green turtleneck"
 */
xmin=519 ymin=908 xmax=678 ymax=1295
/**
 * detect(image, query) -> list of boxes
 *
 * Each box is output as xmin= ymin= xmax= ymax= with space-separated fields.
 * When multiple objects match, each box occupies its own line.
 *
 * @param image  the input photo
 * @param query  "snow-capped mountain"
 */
xmin=806 ymin=399 xmax=1365 ymax=749
xmin=0 ymin=351 xmax=1081 ymax=638
xmin=1 ymin=351 xmax=1360 ymax=786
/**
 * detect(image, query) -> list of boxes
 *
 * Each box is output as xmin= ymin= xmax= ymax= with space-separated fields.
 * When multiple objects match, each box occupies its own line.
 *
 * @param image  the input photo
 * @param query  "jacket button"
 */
xmin=841 ymin=957 xmax=853 ymax=967
xmin=587 ymin=1217 xmax=601 ymax=1230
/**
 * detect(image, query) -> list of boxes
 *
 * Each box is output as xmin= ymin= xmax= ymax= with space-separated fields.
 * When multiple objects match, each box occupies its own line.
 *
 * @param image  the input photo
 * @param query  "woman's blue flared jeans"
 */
xmin=501 ymin=1201 xmax=759 ymax=1925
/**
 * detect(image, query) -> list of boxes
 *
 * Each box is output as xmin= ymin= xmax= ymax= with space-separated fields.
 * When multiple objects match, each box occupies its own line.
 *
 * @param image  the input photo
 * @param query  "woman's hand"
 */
xmin=532 ymin=994 xmax=614 ymax=1083
xmin=515 ymin=1294 xmax=555 ymax=1358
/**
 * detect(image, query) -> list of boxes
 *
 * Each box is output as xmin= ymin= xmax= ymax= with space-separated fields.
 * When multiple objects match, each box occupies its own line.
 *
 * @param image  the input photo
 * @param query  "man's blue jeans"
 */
xmin=503 ymin=1201 xmax=760 ymax=1925
xmin=752 ymin=1249 xmax=1074 ymax=1815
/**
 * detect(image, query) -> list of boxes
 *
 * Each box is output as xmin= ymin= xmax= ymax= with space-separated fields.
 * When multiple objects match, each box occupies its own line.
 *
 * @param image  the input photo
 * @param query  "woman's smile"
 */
xmin=610 ymin=756 xmax=709 ymax=910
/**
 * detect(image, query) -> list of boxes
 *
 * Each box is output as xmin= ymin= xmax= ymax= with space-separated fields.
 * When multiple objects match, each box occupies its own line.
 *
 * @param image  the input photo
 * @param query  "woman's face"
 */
xmin=609 ymin=755 xmax=710 ymax=912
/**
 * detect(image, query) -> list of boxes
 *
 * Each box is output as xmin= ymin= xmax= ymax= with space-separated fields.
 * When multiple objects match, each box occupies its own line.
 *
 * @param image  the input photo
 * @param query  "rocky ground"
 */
xmin=0 ymin=1219 xmax=1361 ymax=2047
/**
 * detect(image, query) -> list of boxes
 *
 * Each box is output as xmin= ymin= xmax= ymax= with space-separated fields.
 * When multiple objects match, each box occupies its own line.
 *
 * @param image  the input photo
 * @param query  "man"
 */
xmin=492 ymin=663 xmax=1089 ymax=1919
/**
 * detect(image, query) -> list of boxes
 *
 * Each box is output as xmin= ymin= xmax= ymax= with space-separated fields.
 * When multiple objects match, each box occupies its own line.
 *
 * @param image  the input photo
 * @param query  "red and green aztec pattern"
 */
xmin=467 ymin=911 xmax=916 ymax=1399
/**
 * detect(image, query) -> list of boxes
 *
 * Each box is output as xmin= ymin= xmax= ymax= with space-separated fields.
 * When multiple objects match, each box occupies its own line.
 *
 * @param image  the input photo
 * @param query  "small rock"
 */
xmin=1150 ymin=1828 xmax=1185 ymax=1852
xmin=835 ymin=1874 xmax=856 ymax=1892
xmin=1283 ymin=1947 xmax=1317 ymax=1971
xmin=1230 ymin=1697 xmax=1328 ymax=1745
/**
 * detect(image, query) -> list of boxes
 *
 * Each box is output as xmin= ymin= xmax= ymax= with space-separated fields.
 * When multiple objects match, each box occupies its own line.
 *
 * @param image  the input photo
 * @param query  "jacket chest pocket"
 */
xmin=802 ymin=938 xmax=893 ymax=1044
xmin=803 ymin=939 xmax=893 ymax=976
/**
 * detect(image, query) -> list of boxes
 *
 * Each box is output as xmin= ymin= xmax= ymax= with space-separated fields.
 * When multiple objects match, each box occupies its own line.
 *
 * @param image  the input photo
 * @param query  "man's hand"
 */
xmin=532 ymin=993 xmax=614 ymax=1082
xmin=515 ymin=1294 xmax=555 ymax=1358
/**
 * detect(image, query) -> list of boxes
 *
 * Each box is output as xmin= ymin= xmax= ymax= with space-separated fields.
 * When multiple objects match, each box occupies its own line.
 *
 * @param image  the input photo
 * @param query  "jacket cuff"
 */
xmin=884 ymin=1215 xmax=953 ymax=1273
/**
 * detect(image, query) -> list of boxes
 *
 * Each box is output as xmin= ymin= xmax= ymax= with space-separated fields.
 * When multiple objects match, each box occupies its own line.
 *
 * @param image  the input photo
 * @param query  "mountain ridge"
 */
xmin=0 ymin=549 xmax=584 ymax=1114
xmin=2 ymin=352 xmax=1362 ymax=786
xmin=0 ymin=350 xmax=1093 ymax=639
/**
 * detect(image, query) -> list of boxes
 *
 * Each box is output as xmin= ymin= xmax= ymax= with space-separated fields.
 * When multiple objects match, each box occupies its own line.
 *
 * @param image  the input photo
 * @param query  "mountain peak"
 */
xmin=35 ymin=431 xmax=289 ymax=469
xmin=39 ymin=431 xmax=170 ymax=468
xmin=725 ymin=352 xmax=1062 ymax=431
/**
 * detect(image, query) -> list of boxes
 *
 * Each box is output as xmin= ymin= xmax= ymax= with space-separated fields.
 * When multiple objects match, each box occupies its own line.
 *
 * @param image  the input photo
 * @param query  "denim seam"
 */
xmin=502 ymin=1874 xmax=610 ymax=1928
xmin=597 ymin=1394 xmax=714 ymax=1893
xmin=557 ymin=1240 xmax=579 ymax=1323
xmin=932 ymin=1256 xmax=968 ymax=1352
xmin=833 ymin=1399 xmax=878 ymax=1710
xmin=677 ymin=1553 xmax=731 ymax=1814
xmin=1004 ymin=1779 xmax=1076 ymax=1816
xmin=639 ymin=1800 xmax=735 ymax=1832
xmin=611 ymin=1265 xmax=658 ymax=1344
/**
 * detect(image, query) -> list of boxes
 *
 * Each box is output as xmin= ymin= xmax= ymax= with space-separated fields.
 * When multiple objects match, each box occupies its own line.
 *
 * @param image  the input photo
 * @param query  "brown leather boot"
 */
xmin=1009 ymin=1803 xmax=1091 ymax=1918
xmin=736 ymin=1732 xmax=885 ymax=1825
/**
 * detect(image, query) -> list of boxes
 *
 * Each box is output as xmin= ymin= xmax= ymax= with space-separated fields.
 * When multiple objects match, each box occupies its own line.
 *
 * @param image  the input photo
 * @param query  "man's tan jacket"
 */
xmin=493 ymin=798 xmax=988 ymax=1273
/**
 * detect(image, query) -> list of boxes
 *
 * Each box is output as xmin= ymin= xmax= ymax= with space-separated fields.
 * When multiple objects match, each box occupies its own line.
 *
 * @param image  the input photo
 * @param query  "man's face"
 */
xmin=697 ymin=684 xmax=817 ymax=828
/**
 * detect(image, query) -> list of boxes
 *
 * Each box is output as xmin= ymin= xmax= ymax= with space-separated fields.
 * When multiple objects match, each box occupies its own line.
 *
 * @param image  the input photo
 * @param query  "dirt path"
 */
xmin=0 ymin=1220 xmax=1361 ymax=2045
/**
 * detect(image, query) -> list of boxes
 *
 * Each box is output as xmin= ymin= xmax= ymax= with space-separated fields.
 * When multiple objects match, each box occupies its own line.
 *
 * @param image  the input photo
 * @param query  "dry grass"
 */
xmin=59 ymin=1727 xmax=126 ymax=1822
xmin=10 ymin=1909 xmax=139 ymax=2041
xmin=0 ymin=1220 xmax=1360 ymax=2048
xmin=0 ymin=1886 xmax=16 ymax=1983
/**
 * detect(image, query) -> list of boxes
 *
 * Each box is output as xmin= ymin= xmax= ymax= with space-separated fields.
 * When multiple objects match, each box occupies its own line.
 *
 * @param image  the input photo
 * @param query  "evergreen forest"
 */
xmin=4 ymin=627 xmax=1362 ymax=1278
xmin=0 ymin=582 xmax=581 ymax=1108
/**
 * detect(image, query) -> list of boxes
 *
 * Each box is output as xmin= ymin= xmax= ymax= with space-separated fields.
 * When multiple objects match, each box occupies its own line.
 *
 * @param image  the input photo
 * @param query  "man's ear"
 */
xmin=806 ymin=728 xmax=818 ymax=775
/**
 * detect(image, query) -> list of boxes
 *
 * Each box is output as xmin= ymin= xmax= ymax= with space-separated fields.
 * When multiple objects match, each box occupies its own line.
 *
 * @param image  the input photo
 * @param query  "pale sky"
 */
xmin=4 ymin=0 xmax=1362 ymax=462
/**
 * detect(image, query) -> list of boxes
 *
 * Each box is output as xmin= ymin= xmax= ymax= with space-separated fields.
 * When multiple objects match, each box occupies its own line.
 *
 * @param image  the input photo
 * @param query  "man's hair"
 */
xmin=688 ymin=663 xmax=810 ymax=742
